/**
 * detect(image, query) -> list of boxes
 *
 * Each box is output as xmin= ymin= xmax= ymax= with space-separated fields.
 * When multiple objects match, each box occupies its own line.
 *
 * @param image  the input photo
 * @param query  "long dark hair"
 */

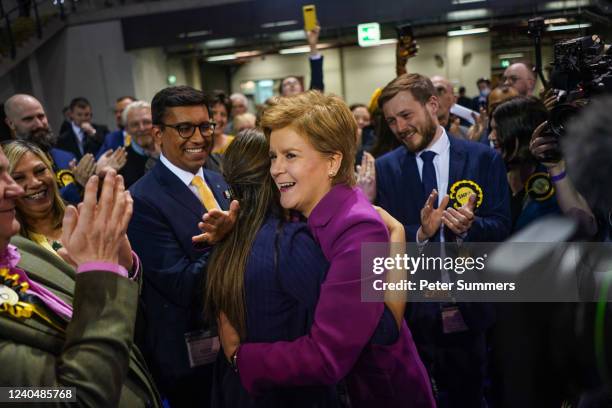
xmin=492 ymin=96 xmax=548 ymax=167
xmin=204 ymin=129 xmax=280 ymax=339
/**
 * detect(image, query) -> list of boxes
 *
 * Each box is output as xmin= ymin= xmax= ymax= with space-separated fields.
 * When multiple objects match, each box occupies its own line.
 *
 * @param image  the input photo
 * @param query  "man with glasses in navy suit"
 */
xmin=128 ymin=86 xmax=232 ymax=408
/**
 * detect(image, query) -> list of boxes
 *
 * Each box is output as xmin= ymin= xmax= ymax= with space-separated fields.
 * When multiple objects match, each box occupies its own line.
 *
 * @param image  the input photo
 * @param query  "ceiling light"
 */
xmin=546 ymin=23 xmax=591 ymax=31
xmin=261 ymin=20 xmax=298 ymax=29
xmin=206 ymin=54 xmax=237 ymax=62
xmin=178 ymin=30 xmax=212 ymax=39
xmin=279 ymin=43 xmax=330 ymax=54
xmin=544 ymin=18 xmax=569 ymax=24
xmin=360 ymin=38 xmax=398 ymax=47
xmin=447 ymin=27 xmax=489 ymax=37
xmin=544 ymin=0 xmax=589 ymax=11
xmin=497 ymin=52 xmax=524 ymax=59
xmin=452 ymin=0 xmax=486 ymax=4
xmin=202 ymin=38 xmax=236 ymax=49
xmin=278 ymin=30 xmax=306 ymax=41
xmin=446 ymin=8 xmax=490 ymax=21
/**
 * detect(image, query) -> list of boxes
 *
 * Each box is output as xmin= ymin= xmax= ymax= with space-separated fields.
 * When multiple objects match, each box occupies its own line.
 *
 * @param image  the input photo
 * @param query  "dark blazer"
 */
xmin=119 ymin=144 xmax=150 ymax=188
xmin=97 ymin=129 xmax=124 ymax=158
xmin=375 ymin=135 xmax=511 ymax=243
xmin=213 ymin=216 xmax=338 ymax=408
xmin=1 ymin=236 xmax=161 ymax=408
xmin=127 ymin=161 xmax=229 ymax=401
xmin=57 ymin=124 xmax=108 ymax=160
xmin=48 ymin=148 xmax=81 ymax=204
xmin=237 ymin=185 xmax=435 ymax=408
xmin=309 ymin=55 xmax=324 ymax=92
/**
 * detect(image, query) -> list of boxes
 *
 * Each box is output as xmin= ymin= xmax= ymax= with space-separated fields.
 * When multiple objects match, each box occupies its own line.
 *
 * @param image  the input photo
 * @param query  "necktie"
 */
xmin=420 ymin=150 xmax=440 ymax=242
xmin=124 ymin=133 xmax=132 ymax=147
xmin=191 ymin=175 xmax=219 ymax=211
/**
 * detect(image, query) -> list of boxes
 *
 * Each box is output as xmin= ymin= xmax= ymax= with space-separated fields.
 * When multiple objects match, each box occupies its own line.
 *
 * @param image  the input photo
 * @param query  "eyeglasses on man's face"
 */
xmin=158 ymin=121 xmax=217 ymax=139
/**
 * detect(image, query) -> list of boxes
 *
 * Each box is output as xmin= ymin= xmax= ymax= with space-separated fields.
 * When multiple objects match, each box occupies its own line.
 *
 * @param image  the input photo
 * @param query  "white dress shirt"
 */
xmin=159 ymin=153 xmax=220 ymax=209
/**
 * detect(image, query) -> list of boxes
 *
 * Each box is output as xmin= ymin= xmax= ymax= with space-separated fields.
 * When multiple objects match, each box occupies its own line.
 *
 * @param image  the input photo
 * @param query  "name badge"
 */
xmin=184 ymin=330 xmax=220 ymax=368
xmin=441 ymin=306 xmax=468 ymax=334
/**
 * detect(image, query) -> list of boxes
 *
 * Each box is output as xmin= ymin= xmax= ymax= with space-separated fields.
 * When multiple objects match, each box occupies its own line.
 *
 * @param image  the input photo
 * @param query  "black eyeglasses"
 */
xmin=159 ymin=121 xmax=217 ymax=139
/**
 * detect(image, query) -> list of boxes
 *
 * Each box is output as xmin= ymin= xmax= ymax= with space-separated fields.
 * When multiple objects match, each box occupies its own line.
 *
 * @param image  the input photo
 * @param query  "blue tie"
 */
xmin=420 ymin=150 xmax=440 ymax=242
xmin=420 ymin=151 xmax=438 ymax=208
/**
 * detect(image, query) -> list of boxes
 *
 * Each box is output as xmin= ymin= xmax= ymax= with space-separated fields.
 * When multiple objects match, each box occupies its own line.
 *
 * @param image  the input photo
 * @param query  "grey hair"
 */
xmin=121 ymin=100 xmax=151 ymax=127
xmin=230 ymin=93 xmax=248 ymax=106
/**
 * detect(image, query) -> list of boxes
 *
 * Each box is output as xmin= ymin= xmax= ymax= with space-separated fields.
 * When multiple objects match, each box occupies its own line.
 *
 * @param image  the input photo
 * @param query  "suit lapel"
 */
xmin=448 ymin=137 xmax=468 ymax=194
xmin=400 ymin=150 xmax=427 ymax=209
xmin=154 ymin=163 xmax=205 ymax=219
xmin=204 ymin=170 xmax=230 ymax=210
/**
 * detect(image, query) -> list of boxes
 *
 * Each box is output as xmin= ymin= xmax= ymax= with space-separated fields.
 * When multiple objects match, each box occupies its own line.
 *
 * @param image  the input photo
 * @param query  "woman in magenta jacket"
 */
xmin=218 ymin=91 xmax=434 ymax=407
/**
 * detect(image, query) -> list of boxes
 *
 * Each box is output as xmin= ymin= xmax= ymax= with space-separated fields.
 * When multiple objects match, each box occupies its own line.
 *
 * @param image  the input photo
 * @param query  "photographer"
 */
xmin=490 ymin=96 xmax=596 ymax=236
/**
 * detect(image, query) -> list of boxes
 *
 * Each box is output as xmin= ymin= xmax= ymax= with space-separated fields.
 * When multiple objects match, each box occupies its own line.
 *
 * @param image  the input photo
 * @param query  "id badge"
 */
xmin=184 ymin=330 xmax=220 ymax=368
xmin=441 ymin=306 xmax=468 ymax=334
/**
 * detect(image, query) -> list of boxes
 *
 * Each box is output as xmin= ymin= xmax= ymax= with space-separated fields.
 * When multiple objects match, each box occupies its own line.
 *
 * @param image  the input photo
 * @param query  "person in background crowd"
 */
xmin=58 ymin=97 xmax=109 ymax=160
xmin=490 ymin=96 xmax=596 ymax=235
xmin=0 ymin=158 xmax=162 ymax=407
xmin=217 ymin=90 xmax=435 ymax=408
xmin=97 ymin=95 xmax=136 ymax=157
xmin=210 ymin=92 xmax=235 ymax=155
xmin=127 ymin=85 xmax=236 ymax=408
xmin=4 ymin=141 xmax=65 ymax=255
xmin=375 ymin=73 xmax=511 ymax=407
xmin=117 ymin=100 xmax=159 ymax=187
xmin=431 ymin=75 xmax=469 ymax=139
xmin=466 ymin=86 xmax=519 ymax=145
xmin=279 ymin=25 xmax=324 ymax=96
xmin=503 ymin=62 xmax=536 ymax=97
xmin=226 ymin=93 xmax=249 ymax=135
xmin=456 ymin=86 xmax=474 ymax=110
xmin=472 ymin=78 xmax=491 ymax=111
xmin=232 ymin=112 xmax=256 ymax=134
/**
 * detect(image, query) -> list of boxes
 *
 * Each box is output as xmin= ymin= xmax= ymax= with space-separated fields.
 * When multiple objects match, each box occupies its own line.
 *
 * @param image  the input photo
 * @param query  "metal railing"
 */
xmin=0 ymin=0 xmax=77 ymax=60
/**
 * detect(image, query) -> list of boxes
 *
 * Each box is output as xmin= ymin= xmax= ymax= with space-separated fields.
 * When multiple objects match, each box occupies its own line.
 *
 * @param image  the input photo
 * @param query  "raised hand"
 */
xmin=442 ymin=194 xmax=476 ymax=236
xmin=192 ymin=200 xmax=240 ymax=244
xmin=468 ymin=107 xmax=488 ymax=142
xmin=306 ymin=24 xmax=321 ymax=53
xmin=70 ymin=153 xmax=96 ymax=186
xmin=356 ymin=151 xmax=376 ymax=203
xmin=418 ymin=189 xmax=450 ymax=241
xmin=60 ymin=170 xmax=133 ymax=267
xmin=96 ymin=147 xmax=128 ymax=176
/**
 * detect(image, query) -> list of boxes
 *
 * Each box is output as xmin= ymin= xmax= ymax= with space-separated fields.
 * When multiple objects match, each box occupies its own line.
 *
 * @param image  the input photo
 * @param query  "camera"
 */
xmin=548 ymin=36 xmax=612 ymax=137
xmin=534 ymin=35 xmax=612 ymax=162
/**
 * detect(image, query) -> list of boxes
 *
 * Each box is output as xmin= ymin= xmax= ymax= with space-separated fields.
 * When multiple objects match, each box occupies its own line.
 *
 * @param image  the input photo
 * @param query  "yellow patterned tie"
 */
xmin=124 ymin=133 xmax=132 ymax=147
xmin=191 ymin=175 xmax=219 ymax=210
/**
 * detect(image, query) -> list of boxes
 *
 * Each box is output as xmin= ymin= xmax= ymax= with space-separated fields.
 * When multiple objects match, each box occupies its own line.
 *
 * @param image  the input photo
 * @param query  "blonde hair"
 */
xmin=260 ymin=90 xmax=357 ymax=186
xmin=3 ymin=140 xmax=65 ymax=239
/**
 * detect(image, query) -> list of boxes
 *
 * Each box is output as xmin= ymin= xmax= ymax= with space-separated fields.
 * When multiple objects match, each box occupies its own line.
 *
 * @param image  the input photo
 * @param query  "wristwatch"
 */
xmin=230 ymin=347 xmax=239 ymax=373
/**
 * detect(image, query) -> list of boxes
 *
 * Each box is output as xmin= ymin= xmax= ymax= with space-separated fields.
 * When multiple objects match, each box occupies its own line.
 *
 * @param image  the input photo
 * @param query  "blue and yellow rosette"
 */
xmin=55 ymin=169 xmax=75 ymax=188
xmin=449 ymin=179 xmax=484 ymax=209
xmin=525 ymin=172 xmax=555 ymax=201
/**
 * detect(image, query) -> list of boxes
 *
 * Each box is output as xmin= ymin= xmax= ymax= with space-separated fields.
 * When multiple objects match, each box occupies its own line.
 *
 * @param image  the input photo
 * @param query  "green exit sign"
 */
xmin=357 ymin=22 xmax=381 ymax=47
xmin=501 ymin=59 xmax=510 ymax=68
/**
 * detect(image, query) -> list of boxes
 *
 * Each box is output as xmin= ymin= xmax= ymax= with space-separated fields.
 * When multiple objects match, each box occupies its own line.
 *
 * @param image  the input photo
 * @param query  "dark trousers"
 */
xmin=407 ymin=303 xmax=487 ymax=408
xmin=162 ymin=366 xmax=214 ymax=408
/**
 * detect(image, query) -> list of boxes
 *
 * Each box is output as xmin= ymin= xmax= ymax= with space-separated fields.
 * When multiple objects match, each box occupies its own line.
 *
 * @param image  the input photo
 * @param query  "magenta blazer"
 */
xmin=237 ymin=185 xmax=435 ymax=407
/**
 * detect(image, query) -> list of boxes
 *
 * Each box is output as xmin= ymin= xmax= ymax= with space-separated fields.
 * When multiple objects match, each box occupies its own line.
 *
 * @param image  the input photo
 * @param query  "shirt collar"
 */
xmin=416 ymin=126 xmax=450 ymax=158
xmin=0 ymin=244 xmax=21 ymax=269
xmin=71 ymin=121 xmax=82 ymax=137
xmin=159 ymin=153 xmax=204 ymax=187
xmin=130 ymin=140 xmax=146 ymax=156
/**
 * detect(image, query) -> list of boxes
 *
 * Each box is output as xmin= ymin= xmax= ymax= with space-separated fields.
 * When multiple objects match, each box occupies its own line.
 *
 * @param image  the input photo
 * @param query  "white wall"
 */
xmin=230 ymin=33 xmax=491 ymax=106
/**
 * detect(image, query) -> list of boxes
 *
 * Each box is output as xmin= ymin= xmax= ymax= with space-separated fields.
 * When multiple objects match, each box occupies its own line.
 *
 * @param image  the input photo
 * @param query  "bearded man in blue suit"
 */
xmin=374 ymin=73 xmax=511 ymax=408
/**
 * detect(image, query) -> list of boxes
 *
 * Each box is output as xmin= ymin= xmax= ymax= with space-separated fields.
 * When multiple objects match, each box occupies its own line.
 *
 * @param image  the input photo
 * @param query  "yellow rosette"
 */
xmin=449 ymin=179 xmax=484 ymax=209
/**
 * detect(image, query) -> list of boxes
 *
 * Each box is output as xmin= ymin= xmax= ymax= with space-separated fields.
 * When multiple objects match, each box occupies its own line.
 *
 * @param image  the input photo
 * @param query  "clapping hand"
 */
xmin=418 ymin=189 xmax=450 ymax=241
xmin=69 ymin=153 xmax=96 ymax=186
xmin=356 ymin=152 xmax=376 ymax=202
xmin=441 ymin=194 xmax=477 ymax=236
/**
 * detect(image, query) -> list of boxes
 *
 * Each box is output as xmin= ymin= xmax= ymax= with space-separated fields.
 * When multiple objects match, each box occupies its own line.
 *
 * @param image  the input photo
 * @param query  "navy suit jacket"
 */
xmin=96 ymin=129 xmax=124 ymax=158
xmin=48 ymin=148 xmax=81 ymax=204
xmin=127 ymin=162 xmax=229 ymax=389
xmin=376 ymin=136 xmax=510 ymax=333
xmin=375 ymin=135 xmax=511 ymax=243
